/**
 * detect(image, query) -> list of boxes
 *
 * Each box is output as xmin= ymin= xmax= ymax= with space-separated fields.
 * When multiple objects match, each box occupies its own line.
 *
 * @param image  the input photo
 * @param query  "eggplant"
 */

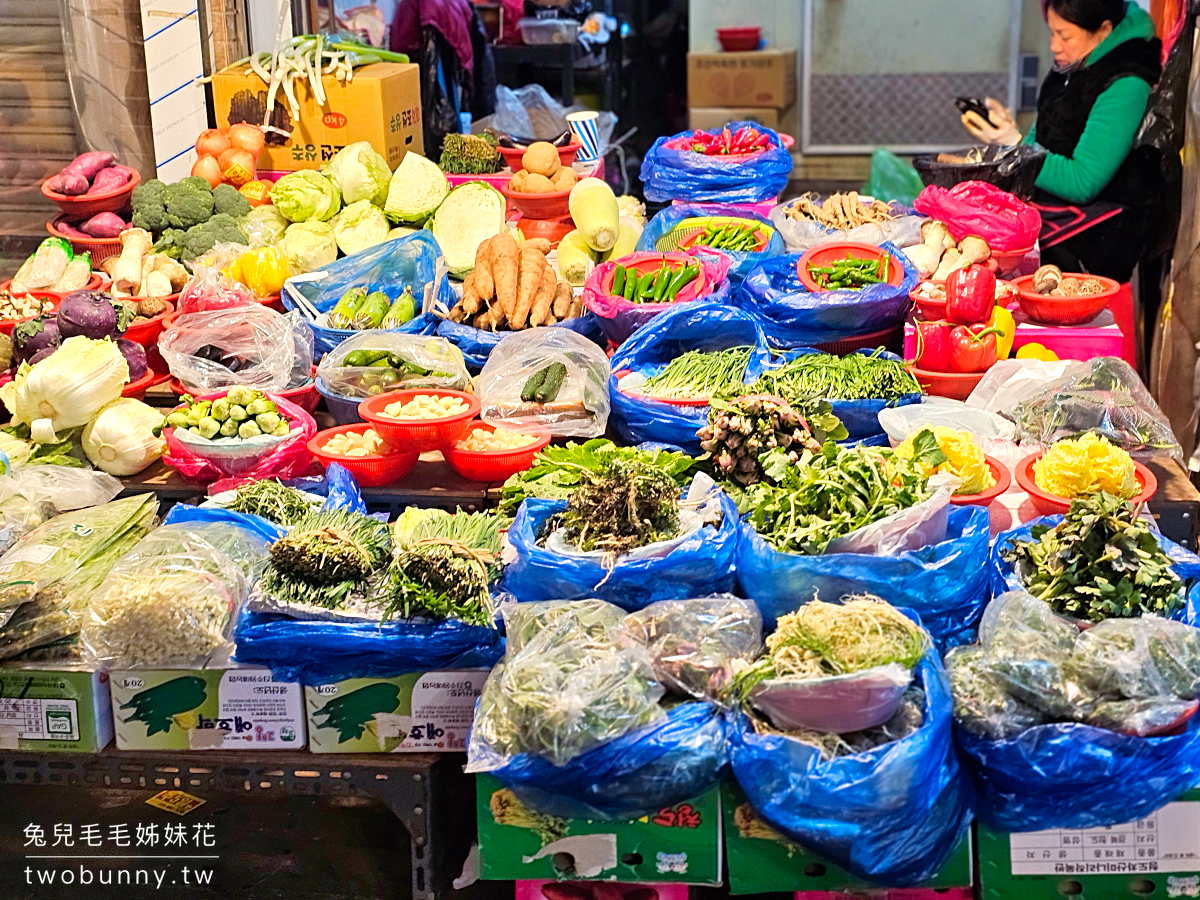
xmin=116 ymin=338 xmax=147 ymax=381
xmin=58 ymin=290 xmax=123 ymax=339
xmin=551 ymin=131 xmax=573 ymax=147
xmin=13 ymin=315 xmax=61 ymax=366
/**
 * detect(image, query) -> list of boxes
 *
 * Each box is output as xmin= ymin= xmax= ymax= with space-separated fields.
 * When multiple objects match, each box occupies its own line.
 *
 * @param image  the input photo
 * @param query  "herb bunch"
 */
xmin=641 ymin=345 xmax=752 ymax=400
xmin=556 ymin=457 xmax=681 ymax=557
xmin=227 ymin=478 xmax=317 ymax=526
xmin=262 ymin=508 xmax=392 ymax=609
xmin=748 ymin=349 xmax=920 ymax=402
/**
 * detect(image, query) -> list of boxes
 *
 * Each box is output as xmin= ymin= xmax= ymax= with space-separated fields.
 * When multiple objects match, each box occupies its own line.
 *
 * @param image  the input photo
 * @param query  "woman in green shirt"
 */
xmin=963 ymin=0 xmax=1161 ymax=281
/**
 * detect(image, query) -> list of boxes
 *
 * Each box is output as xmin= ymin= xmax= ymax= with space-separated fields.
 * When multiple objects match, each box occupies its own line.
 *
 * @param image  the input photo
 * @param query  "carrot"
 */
xmin=473 ymin=238 xmax=494 ymax=301
xmin=513 ymin=248 xmax=544 ymax=329
xmin=552 ymin=281 xmax=572 ymax=320
xmin=522 ymin=238 xmax=552 ymax=255
xmin=478 ymin=301 xmax=506 ymax=332
xmin=461 ymin=271 xmax=483 ymax=317
xmin=489 ymin=232 xmax=519 ymax=321
xmin=531 ymin=265 xmax=557 ymax=327
xmin=565 ymin=295 xmax=584 ymax=319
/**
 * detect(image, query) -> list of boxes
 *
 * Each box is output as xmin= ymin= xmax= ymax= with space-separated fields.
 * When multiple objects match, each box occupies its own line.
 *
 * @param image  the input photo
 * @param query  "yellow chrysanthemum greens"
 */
xmin=1033 ymin=433 xmax=1137 ymax=499
xmin=895 ymin=426 xmax=996 ymax=495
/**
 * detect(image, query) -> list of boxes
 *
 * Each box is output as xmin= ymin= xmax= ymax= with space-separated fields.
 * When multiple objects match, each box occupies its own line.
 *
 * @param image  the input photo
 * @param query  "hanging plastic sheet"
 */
xmin=737 ymin=245 xmax=918 ymax=349
xmin=640 ymin=122 xmax=794 ymax=204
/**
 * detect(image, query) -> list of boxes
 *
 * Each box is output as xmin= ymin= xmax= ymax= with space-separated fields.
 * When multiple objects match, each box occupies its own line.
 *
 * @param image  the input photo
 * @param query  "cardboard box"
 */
xmin=688 ymin=104 xmax=798 ymax=136
xmin=687 ymin=50 xmax=797 ymax=109
xmin=721 ymin=782 xmax=972 ymax=896
xmin=979 ymin=792 xmax=1200 ymax=899
xmin=110 ymin=666 xmax=305 ymax=751
xmin=305 ymin=670 xmax=488 ymax=753
xmin=477 ymin=773 xmax=723 ymax=885
xmin=210 ymin=62 xmax=423 ymax=173
xmin=0 ymin=664 xmax=112 ymax=753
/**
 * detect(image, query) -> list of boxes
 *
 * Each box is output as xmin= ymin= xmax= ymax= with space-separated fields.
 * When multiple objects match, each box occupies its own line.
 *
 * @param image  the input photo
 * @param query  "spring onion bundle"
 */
xmin=750 ymin=349 xmax=920 ymax=402
xmin=641 ymin=346 xmax=753 ymax=400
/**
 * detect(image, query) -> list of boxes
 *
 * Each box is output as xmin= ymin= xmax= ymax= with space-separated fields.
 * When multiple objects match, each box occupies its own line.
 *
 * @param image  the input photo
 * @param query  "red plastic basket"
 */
xmin=307 ymin=424 xmax=419 ymax=487
xmin=359 ymin=388 xmax=481 ymax=453
xmin=949 ymin=456 xmax=1011 ymax=506
xmin=443 ymin=420 xmax=552 ymax=482
xmin=498 ymin=182 xmax=572 ymax=219
xmin=122 ymin=301 xmax=175 ymax=349
xmin=121 ymin=368 xmax=159 ymax=401
xmin=0 ymin=273 xmax=103 ymax=299
xmin=797 ymin=242 xmax=904 ymax=292
xmin=0 ymin=293 xmax=59 ymax=338
xmin=42 ymin=168 xmax=140 ymax=218
xmin=497 ymin=141 xmax=581 ymax=171
xmin=47 ymin=217 xmax=123 ymax=265
xmin=1015 ymin=452 xmax=1156 ymax=516
xmin=1010 ymin=274 xmax=1120 ymax=326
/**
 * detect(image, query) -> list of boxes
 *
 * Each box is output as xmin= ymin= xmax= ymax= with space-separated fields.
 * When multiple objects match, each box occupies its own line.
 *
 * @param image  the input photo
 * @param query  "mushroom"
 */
xmin=957 ymin=235 xmax=991 ymax=267
xmin=1032 ymin=264 xmax=1063 ymax=295
xmin=113 ymin=228 xmax=152 ymax=297
xmin=932 ymin=247 xmax=962 ymax=283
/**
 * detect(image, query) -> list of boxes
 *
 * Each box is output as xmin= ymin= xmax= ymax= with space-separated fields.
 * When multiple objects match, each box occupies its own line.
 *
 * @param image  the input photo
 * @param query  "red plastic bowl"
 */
xmin=121 ymin=368 xmax=159 ymax=401
xmin=47 ymin=217 xmax=123 ymax=265
xmin=908 ymin=365 xmax=985 ymax=401
xmin=797 ymin=243 xmax=904 ymax=293
xmin=1016 ymin=451 xmax=1157 ymax=516
xmin=991 ymin=243 xmax=1036 ymax=275
xmin=497 ymin=141 xmax=581 ymax=171
xmin=602 ymin=252 xmax=709 ymax=303
xmin=1011 ymin=274 xmax=1120 ymax=326
xmin=499 ymin=182 xmax=572 ymax=219
xmin=42 ymin=168 xmax=139 ymax=218
xmin=613 ymin=368 xmax=711 ymax=407
xmin=717 ymin=27 xmax=761 ymax=51
xmin=443 ymin=420 xmax=552 ymax=482
xmin=949 ymin=457 xmax=1011 ymax=506
xmin=909 ymin=277 xmax=1014 ymax=320
xmin=122 ymin=300 xmax=175 ymax=348
xmin=359 ymin=388 xmax=481 ymax=453
xmin=516 ymin=215 xmax=575 ymax=248
xmin=0 ymin=273 xmax=103 ymax=299
xmin=307 ymin=424 xmax=419 ymax=487
xmin=0 ymin=293 xmax=58 ymax=338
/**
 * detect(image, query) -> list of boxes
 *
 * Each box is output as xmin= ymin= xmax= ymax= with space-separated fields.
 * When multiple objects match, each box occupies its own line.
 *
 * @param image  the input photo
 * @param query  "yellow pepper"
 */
xmin=988 ymin=304 xmax=1016 ymax=360
xmin=1016 ymin=342 xmax=1059 ymax=362
xmin=237 ymin=245 xmax=290 ymax=298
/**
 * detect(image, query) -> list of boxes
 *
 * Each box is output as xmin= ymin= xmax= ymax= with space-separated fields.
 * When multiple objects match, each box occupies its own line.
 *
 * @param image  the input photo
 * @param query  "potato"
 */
xmin=508 ymin=170 xmax=528 ymax=192
xmin=551 ymin=166 xmax=578 ymax=191
xmin=523 ymin=173 xmax=555 ymax=194
xmin=522 ymin=142 xmax=560 ymax=178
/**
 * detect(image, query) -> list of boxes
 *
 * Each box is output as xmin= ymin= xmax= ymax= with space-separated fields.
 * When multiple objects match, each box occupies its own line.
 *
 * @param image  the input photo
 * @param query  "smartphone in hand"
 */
xmin=955 ymin=97 xmax=996 ymax=128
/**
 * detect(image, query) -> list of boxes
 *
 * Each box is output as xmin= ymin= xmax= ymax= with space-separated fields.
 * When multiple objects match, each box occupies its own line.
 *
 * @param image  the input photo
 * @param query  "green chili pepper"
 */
xmin=636 ymin=270 xmax=656 ymax=299
xmin=651 ymin=264 xmax=673 ymax=302
xmin=612 ymin=264 xmax=627 ymax=297
xmin=665 ymin=263 xmax=699 ymax=299
xmin=623 ymin=267 xmax=637 ymax=301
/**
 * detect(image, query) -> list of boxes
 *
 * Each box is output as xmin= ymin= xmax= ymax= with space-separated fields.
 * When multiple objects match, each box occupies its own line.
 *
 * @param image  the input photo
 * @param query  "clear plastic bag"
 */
xmin=0 ymin=467 xmax=123 ymax=555
xmin=472 ymin=84 xmax=616 ymax=150
xmin=159 ymin=304 xmax=314 ymax=393
xmin=467 ymin=599 xmax=665 ymax=768
xmin=177 ymin=243 xmax=254 ymax=314
xmin=768 ymin=201 xmax=924 ymax=254
xmin=878 ymin=397 xmax=1019 ymax=446
xmin=316 ymin=331 xmax=472 ymax=399
xmin=83 ymin=522 xmax=271 ymax=668
xmin=622 ymin=595 xmax=762 ymax=702
xmin=965 ymin=358 xmax=1081 ymax=415
xmin=1009 ymin=357 xmax=1184 ymax=463
xmin=477 ymin=328 xmax=611 ymax=437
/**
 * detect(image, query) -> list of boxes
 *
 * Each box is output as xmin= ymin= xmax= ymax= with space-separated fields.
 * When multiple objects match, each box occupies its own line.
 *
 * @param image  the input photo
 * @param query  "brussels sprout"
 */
xmin=219 ymin=418 xmax=239 ymax=438
xmin=196 ymin=417 xmax=221 ymax=440
xmin=210 ymin=398 xmax=230 ymax=422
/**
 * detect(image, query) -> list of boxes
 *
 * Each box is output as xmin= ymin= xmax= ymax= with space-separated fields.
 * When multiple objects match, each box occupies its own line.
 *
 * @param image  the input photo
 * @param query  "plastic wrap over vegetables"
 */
xmin=316 ymin=331 xmax=473 ymax=399
xmin=948 ymin=590 xmax=1200 ymax=831
xmin=83 ymin=520 xmax=271 ymax=668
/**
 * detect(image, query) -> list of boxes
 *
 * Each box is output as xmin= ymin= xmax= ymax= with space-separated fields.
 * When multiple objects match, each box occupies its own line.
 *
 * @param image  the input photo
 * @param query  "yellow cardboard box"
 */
xmin=687 ymin=50 xmax=797 ymax=108
xmin=211 ymin=61 xmax=423 ymax=172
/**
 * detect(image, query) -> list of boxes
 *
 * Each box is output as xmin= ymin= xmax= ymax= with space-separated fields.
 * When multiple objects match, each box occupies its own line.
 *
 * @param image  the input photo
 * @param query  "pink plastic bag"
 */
xmin=582 ymin=250 xmax=733 ymax=345
xmin=913 ymin=181 xmax=1042 ymax=252
xmin=161 ymin=391 xmax=318 ymax=493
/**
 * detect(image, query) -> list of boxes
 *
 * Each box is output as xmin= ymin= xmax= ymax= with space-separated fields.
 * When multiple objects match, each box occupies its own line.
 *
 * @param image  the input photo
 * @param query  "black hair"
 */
xmin=1045 ymin=0 xmax=1127 ymax=32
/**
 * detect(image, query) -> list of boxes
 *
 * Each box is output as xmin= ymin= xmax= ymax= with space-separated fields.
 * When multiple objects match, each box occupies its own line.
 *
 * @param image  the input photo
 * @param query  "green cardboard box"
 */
xmin=305 ymin=670 xmax=488 ymax=753
xmin=720 ymin=781 xmax=973 ymax=894
xmin=0 ymin=663 xmax=112 ymax=752
xmin=110 ymin=666 xmax=305 ymax=751
xmin=979 ymin=790 xmax=1200 ymax=900
xmin=477 ymin=773 xmax=723 ymax=885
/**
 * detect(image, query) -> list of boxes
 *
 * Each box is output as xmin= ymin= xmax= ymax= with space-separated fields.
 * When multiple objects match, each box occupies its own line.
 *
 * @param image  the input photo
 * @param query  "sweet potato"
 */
xmin=55 ymin=219 xmax=90 ymax=239
xmin=489 ymin=232 xmax=519 ymax=321
xmin=63 ymin=151 xmax=115 ymax=182
xmin=513 ymin=248 xmax=544 ymax=329
xmin=552 ymin=281 xmax=572 ymax=320
xmin=79 ymin=211 xmax=127 ymax=238
xmin=530 ymin=264 xmax=557 ymax=327
xmin=473 ymin=239 xmax=494 ymax=302
xmin=45 ymin=171 xmax=89 ymax=196
xmin=86 ymin=165 xmax=132 ymax=195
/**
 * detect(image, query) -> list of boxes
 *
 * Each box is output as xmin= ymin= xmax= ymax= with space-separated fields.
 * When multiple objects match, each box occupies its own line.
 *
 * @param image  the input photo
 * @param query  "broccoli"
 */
xmin=163 ymin=180 xmax=214 ymax=230
xmin=182 ymin=176 xmax=215 ymax=194
xmin=212 ymin=183 xmax=251 ymax=218
xmin=179 ymin=214 xmax=247 ymax=262
xmin=131 ymin=179 xmax=170 ymax=234
xmin=152 ymin=228 xmax=186 ymax=260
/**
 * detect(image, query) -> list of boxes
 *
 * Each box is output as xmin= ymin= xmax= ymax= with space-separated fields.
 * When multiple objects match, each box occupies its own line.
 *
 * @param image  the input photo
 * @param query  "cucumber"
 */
xmin=521 ymin=365 xmax=551 ymax=402
xmin=533 ymin=362 xmax=567 ymax=403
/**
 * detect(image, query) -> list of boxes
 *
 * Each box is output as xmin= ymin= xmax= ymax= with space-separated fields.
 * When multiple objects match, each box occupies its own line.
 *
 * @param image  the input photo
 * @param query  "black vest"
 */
xmin=1036 ymin=34 xmax=1162 ymax=206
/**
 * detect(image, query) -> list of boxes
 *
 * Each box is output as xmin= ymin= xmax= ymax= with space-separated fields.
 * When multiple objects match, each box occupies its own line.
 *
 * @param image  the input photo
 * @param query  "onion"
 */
xmin=191 ymin=155 xmax=223 ymax=188
xmin=218 ymin=147 xmax=240 ymax=170
xmin=195 ymin=129 xmax=231 ymax=158
xmin=222 ymin=149 xmax=256 ymax=180
xmin=227 ymin=123 xmax=265 ymax=156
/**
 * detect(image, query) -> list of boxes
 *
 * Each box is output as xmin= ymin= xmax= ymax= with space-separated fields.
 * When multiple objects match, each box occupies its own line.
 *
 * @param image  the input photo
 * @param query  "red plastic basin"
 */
xmin=602 ymin=251 xmax=709 ymax=303
xmin=358 ymin=388 xmax=481 ymax=454
xmin=42 ymin=168 xmax=140 ymax=218
xmin=717 ymin=27 xmax=761 ymax=51
xmin=949 ymin=456 xmax=1011 ymax=506
xmin=122 ymin=301 xmax=176 ymax=349
xmin=908 ymin=365 xmax=985 ymax=401
xmin=497 ymin=140 xmax=581 ymax=171
xmin=498 ymin=182 xmax=572 ymax=220
xmin=308 ymin=424 xmax=419 ymax=487
xmin=797 ymin=242 xmax=904 ymax=293
xmin=1011 ymin=274 xmax=1120 ymax=326
xmin=0 ymin=293 xmax=58 ymax=338
xmin=1015 ymin=451 xmax=1156 ymax=516
xmin=443 ymin=420 xmax=552 ymax=482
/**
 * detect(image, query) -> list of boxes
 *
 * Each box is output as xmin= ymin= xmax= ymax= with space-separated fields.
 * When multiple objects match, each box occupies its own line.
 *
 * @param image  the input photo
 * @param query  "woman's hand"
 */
xmin=961 ymin=98 xmax=1022 ymax=146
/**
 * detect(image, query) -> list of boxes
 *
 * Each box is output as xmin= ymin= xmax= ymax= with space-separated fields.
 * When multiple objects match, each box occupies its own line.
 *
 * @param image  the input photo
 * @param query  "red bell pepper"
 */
xmin=948 ymin=323 xmax=1003 ymax=373
xmin=913 ymin=319 xmax=952 ymax=371
xmin=944 ymin=263 xmax=997 ymax=325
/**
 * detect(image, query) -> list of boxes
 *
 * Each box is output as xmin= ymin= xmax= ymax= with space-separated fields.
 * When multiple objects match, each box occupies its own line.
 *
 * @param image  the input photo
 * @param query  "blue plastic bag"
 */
xmin=636 ymin=203 xmax=786 ymax=287
xmin=989 ymin=516 xmax=1200 ymax=622
xmin=233 ymin=612 xmax=504 ymax=684
xmin=505 ymin=493 xmax=740 ymax=609
xmin=737 ymin=245 xmax=918 ymax=348
xmin=729 ymin=651 xmax=972 ymax=886
xmin=737 ymin=505 xmax=991 ymax=649
xmin=761 ymin=348 xmax=922 ymax=440
xmin=281 ymin=231 xmax=451 ymax=358
xmin=162 ymin=504 xmax=284 ymax=543
xmin=640 ymin=123 xmax=793 ymax=204
xmin=279 ymin=461 xmax=369 ymax=515
xmin=608 ymin=301 xmax=772 ymax=454
xmin=482 ymin=702 xmax=728 ymax=820
xmin=436 ymin=311 xmax=606 ymax=373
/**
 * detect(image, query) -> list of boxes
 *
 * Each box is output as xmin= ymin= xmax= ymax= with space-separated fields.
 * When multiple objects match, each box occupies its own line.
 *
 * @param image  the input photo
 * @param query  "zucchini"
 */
xmin=533 ymin=362 xmax=567 ymax=403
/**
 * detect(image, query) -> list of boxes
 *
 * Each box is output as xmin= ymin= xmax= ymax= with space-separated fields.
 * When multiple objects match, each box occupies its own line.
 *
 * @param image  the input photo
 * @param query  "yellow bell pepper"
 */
xmin=1015 ymin=342 xmax=1059 ymax=362
xmin=988 ymin=304 xmax=1016 ymax=360
xmin=237 ymin=245 xmax=290 ymax=298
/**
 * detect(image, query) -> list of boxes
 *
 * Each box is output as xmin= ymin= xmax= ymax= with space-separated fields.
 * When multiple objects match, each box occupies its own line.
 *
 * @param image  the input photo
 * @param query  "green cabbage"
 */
xmin=243 ymin=204 xmax=290 ymax=243
xmin=330 ymin=200 xmax=390 ymax=256
xmin=430 ymin=182 xmax=506 ymax=278
xmin=270 ymin=171 xmax=341 ymax=223
xmin=322 ymin=142 xmax=391 ymax=207
xmin=281 ymin=221 xmax=338 ymax=274
xmin=383 ymin=152 xmax=449 ymax=224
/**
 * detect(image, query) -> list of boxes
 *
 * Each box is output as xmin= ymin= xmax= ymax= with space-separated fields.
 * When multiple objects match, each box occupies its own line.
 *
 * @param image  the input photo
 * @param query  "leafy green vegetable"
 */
xmin=747 ymin=348 xmax=920 ymax=403
xmin=641 ymin=346 xmax=753 ymax=400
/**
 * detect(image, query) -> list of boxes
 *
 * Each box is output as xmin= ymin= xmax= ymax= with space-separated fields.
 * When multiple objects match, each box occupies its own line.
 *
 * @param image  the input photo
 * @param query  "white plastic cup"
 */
xmin=566 ymin=110 xmax=601 ymax=162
